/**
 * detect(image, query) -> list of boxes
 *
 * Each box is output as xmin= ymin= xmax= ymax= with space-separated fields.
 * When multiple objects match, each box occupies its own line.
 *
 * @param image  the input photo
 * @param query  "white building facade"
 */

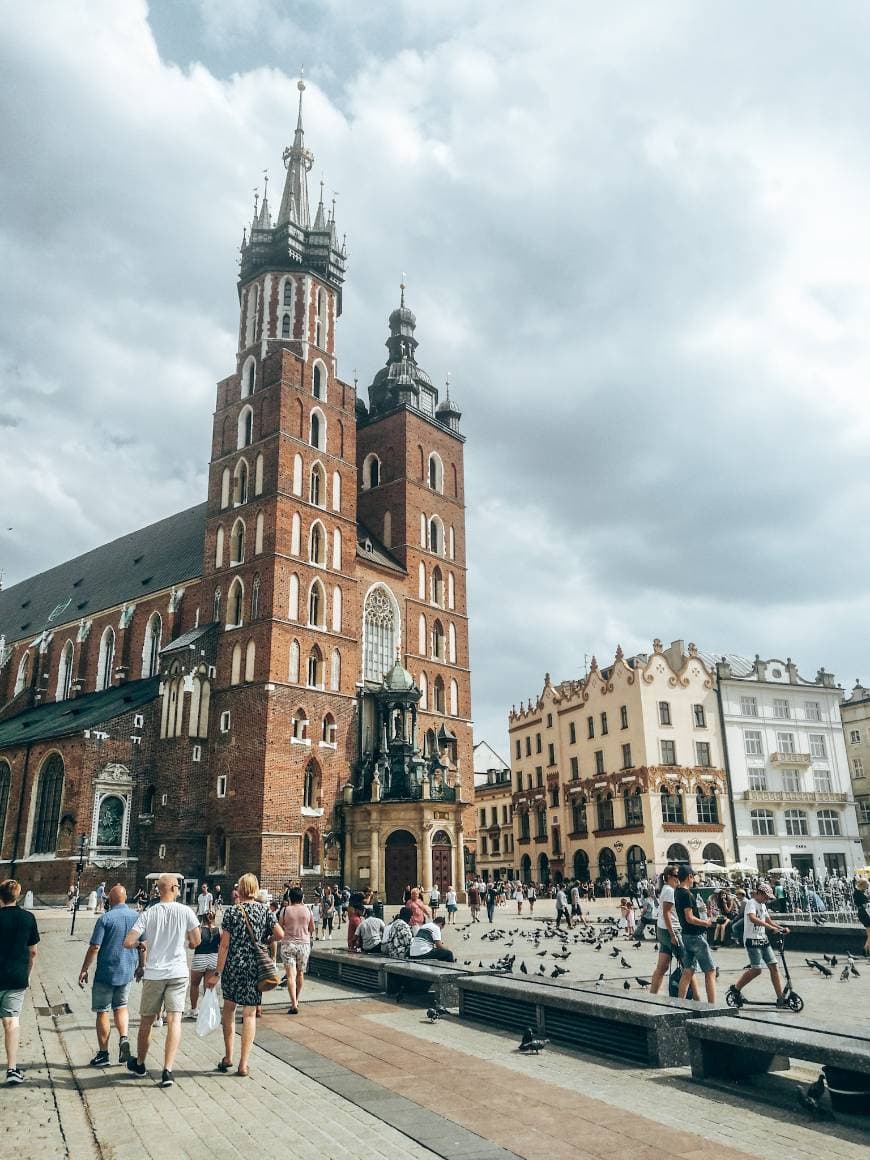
xmin=715 ymin=656 xmax=862 ymax=877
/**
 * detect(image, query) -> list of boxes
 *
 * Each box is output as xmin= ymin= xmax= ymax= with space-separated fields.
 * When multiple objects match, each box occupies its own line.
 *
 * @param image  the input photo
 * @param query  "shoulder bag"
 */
xmin=239 ymin=904 xmax=280 ymax=992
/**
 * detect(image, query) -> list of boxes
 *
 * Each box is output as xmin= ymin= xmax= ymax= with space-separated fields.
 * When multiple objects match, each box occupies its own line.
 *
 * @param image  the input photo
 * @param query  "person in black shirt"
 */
xmin=0 ymin=879 xmax=40 ymax=1085
xmin=673 ymin=866 xmax=716 ymax=1002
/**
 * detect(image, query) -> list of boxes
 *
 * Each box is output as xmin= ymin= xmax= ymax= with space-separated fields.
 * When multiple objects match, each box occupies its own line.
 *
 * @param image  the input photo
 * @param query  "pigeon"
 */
xmin=609 ymin=948 xmax=620 ymax=958
xmin=830 ymin=956 xmax=838 ymax=967
xmin=822 ymin=954 xmax=832 ymax=963
xmin=632 ymin=941 xmax=642 ymax=949
xmin=426 ymin=1007 xmax=445 ymax=1022
xmin=478 ymin=961 xmax=484 ymax=968
xmin=635 ymin=977 xmax=651 ymax=989
xmin=520 ymin=961 xmax=528 ymax=974
xmin=550 ymin=965 xmax=568 ymax=978
xmin=620 ymin=957 xmax=632 ymax=969
xmin=595 ymin=972 xmax=604 ymax=989
xmin=653 ymin=943 xmax=659 ymax=952
xmin=850 ymin=963 xmax=860 ymax=978
xmin=518 ymin=1027 xmax=549 ymax=1054
xmin=623 ymin=980 xmax=631 ymax=991
xmin=593 ymin=943 xmax=602 ymax=951
xmin=538 ymin=964 xmax=546 ymax=974
xmin=839 ymin=965 xmax=850 ymax=981
xmin=537 ymin=951 xmax=548 ymax=957
xmin=798 ymin=1073 xmax=831 ymax=1119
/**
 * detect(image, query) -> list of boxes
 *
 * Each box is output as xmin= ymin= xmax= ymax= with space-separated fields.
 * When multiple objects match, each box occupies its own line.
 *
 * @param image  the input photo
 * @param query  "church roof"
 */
xmin=0 ymin=503 xmax=206 ymax=647
xmin=356 ymin=523 xmax=405 ymax=574
xmin=0 ymin=676 xmax=159 ymax=750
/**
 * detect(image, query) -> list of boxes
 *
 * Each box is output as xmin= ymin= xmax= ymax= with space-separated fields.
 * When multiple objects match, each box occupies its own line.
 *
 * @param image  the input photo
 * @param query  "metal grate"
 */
xmin=460 ymin=990 xmax=537 ymax=1033
xmin=543 ymin=1008 xmax=648 ymax=1064
xmin=341 ymin=965 xmax=384 ymax=991
xmin=310 ymin=957 xmax=341 ymax=982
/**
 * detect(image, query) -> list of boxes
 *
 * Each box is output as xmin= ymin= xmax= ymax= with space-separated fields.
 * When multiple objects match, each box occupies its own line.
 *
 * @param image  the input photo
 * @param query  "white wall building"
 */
xmin=713 ymin=655 xmax=862 ymax=877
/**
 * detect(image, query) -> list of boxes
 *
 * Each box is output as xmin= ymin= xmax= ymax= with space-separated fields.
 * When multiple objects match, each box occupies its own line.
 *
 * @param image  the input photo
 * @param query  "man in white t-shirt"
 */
xmin=356 ymin=913 xmax=385 ymax=954
xmin=123 ymin=874 xmax=200 ymax=1087
xmin=196 ymin=883 xmax=213 ymax=917
xmin=409 ymin=916 xmax=455 ymax=962
xmin=727 ymin=883 xmax=789 ymax=1007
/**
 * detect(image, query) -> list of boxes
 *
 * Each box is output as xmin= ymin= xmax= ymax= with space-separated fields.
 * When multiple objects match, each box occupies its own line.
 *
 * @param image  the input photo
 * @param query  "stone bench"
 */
xmin=456 ymin=973 xmax=721 ymax=1067
xmin=306 ymin=947 xmax=386 ymax=992
xmin=686 ymin=1011 xmax=870 ymax=1082
xmin=383 ymin=960 xmax=470 ymax=1007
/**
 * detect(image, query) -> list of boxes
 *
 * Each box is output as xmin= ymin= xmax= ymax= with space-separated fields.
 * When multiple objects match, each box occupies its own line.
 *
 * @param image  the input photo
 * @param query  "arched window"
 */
xmin=281 ymin=312 xmax=291 ymax=337
xmin=433 ymin=675 xmax=445 ymax=714
xmin=230 ymin=518 xmax=245 ymax=565
xmin=0 ymin=761 xmax=11 ymax=845
xmin=292 ymin=708 xmax=307 ymax=739
xmin=448 ymin=572 xmax=455 ymax=609
xmin=302 ymin=829 xmax=318 ymax=869
xmin=291 ymin=512 xmax=301 ymax=555
xmin=250 ymin=576 xmax=260 ymax=620
xmin=432 ymin=619 xmax=445 ymax=660
xmin=383 ymin=511 xmax=392 ymax=547
xmin=332 ymin=528 xmax=342 ymax=571
xmin=309 ymin=520 xmax=325 ymax=565
xmin=428 ymin=452 xmax=444 ymax=492
xmin=309 ymin=461 xmax=325 ymax=507
xmin=237 ymin=405 xmax=254 ymax=449
xmin=363 ymin=453 xmax=380 ymax=489
xmin=573 ymin=849 xmax=589 ymax=880
xmin=626 ymin=845 xmax=647 ymax=882
xmin=310 ymin=408 xmax=326 ymax=451
xmin=702 ymin=843 xmax=725 ymax=865
xmin=254 ymin=453 xmax=264 ymax=496
xmin=97 ymin=627 xmax=115 ymax=691
xmin=418 ymin=613 xmax=426 ymax=655
xmin=241 ymin=356 xmax=255 ymax=399
xmin=307 ymin=645 xmax=324 ymax=688
xmin=315 ymin=287 xmax=327 ymax=347
xmin=245 ymin=639 xmax=256 ymax=682
xmin=292 ymin=453 xmax=303 ymax=496
xmin=288 ymin=573 xmax=299 ymax=620
xmin=666 ymin=842 xmax=691 ymax=863
xmin=227 ymin=578 xmax=244 ymax=627
xmin=449 ymin=526 xmax=456 ymax=559
xmin=220 ymin=467 xmax=231 ymax=508
xmin=452 ymin=463 xmax=458 ymax=497
xmin=312 ymin=361 xmax=326 ymax=400
xmin=331 ymin=470 xmax=341 ymax=511
xmin=449 ymin=678 xmax=458 ymax=716
xmin=56 ymin=640 xmax=74 ymax=701
xmin=231 ymin=643 xmax=242 ymax=685
xmin=304 ymin=761 xmax=322 ymax=807
xmin=448 ymin=622 xmax=457 ymax=663
xmin=215 ymin=526 xmax=225 ymax=568
xmin=213 ymin=587 xmax=221 ymax=623
xmin=429 ymin=516 xmax=444 ymax=555
xmin=233 ymin=458 xmax=249 ymax=505
xmin=30 ymin=754 xmax=64 ymax=854
xmin=418 ymin=562 xmax=426 ymax=600
xmin=283 ymin=277 xmax=293 ymax=307
xmin=189 ymin=676 xmax=210 ymax=738
xmin=419 ymin=672 xmax=428 ymax=710
xmin=142 ymin=614 xmax=162 ymax=678
xmin=330 ymin=648 xmax=341 ymax=691
xmin=331 ymin=586 xmax=342 ymax=632
xmin=212 ymin=828 xmax=227 ymax=871
xmin=255 ymin=511 xmax=264 ymax=555
xmin=289 ymin=639 xmax=300 ymax=683
xmin=598 ymin=847 xmax=616 ymax=881
xmin=660 ymin=788 xmax=684 ymax=824
xmin=321 ymin=713 xmax=336 ymax=746
xmin=363 ymin=585 xmax=399 ymax=683
xmin=431 ymin=566 xmax=443 ymax=606
xmin=308 ymin=580 xmax=325 ymax=627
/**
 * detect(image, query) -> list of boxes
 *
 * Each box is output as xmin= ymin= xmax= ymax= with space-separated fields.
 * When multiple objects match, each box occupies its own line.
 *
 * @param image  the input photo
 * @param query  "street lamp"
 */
xmin=70 ymin=833 xmax=89 ymax=936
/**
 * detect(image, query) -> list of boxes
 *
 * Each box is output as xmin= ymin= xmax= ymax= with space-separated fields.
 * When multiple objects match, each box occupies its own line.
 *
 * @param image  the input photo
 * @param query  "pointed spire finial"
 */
xmin=400 ymin=272 xmax=406 ymax=307
xmin=445 ymin=371 xmax=451 ymax=400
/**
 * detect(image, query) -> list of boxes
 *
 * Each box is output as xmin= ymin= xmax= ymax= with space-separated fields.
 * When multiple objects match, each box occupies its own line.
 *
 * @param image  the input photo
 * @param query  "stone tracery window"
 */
xmin=363 ymin=586 xmax=398 ymax=683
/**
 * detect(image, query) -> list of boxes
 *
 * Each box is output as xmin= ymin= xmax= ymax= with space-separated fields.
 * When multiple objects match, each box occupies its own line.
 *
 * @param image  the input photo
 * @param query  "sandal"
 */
xmin=235 ymin=1068 xmax=250 ymax=1077
xmin=216 ymin=1058 xmax=232 ymax=1073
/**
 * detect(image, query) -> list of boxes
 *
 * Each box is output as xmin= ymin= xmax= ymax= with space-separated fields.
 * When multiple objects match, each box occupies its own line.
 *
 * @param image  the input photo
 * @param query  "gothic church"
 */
xmin=0 ymin=82 xmax=474 ymax=903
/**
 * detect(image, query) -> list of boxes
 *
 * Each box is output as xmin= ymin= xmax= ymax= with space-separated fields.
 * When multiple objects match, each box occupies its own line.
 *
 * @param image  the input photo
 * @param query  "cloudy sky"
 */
xmin=3 ymin=1 xmax=870 ymax=755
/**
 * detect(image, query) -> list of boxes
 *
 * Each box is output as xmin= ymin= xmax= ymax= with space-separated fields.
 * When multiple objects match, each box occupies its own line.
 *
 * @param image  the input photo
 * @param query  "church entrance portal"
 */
xmin=384 ymin=830 xmax=417 ymax=903
xmin=431 ymin=830 xmax=452 ymax=895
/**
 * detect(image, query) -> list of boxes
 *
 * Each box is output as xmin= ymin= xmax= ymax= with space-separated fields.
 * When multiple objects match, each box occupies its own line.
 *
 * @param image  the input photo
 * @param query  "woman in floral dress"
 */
xmin=210 ymin=873 xmax=282 ymax=1077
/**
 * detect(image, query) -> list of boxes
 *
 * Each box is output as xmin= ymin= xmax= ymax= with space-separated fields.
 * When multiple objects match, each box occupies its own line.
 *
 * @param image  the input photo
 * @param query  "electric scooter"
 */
xmin=725 ymin=932 xmax=804 ymax=1012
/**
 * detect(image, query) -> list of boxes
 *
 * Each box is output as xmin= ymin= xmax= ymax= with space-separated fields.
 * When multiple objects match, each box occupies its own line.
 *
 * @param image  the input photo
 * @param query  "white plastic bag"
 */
xmin=195 ymin=987 xmax=221 ymax=1038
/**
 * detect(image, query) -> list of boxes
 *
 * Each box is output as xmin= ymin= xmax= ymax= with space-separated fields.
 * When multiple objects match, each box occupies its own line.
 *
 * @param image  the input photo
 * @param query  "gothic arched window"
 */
xmin=310 ymin=462 xmax=325 ymax=507
xmin=227 ymin=579 xmax=244 ymax=627
xmin=433 ymin=675 xmax=445 ymax=714
xmin=304 ymin=761 xmax=322 ymax=807
xmin=142 ymin=614 xmax=162 ymax=678
xmin=428 ymin=452 xmax=444 ymax=493
xmin=281 ymin=312 xmax=291 ymax=338
xmin=230 ymin=518 xmax=245 ymax=565
xmin=97 ymin=627 xmax=115 ymax=691
xmin=308 ymin=580 xmax=325 ymax=628
xmin=363 ymin=585 xmax=398 ymax=683
xmin=309 ymin=521 xmax=325 ymax=566
xmin=56 ymin=640 xmax=74 ymax=701
xmin=312 ymin=362 xmax=325 ymax=400
xmin=250 ymin=576 xmax=260 ymax=620
xmin=283 ymin=277 xmax=293 ymax=307
xmin=0 ymin=761 xmax=10 ymax=847
xmin=238 ymin=405 xmax=254 ymax=449
xmin=31 ymin=754 xmax=64 ymax=854
xmin=233 ymin=459 xmax=249 ymax=505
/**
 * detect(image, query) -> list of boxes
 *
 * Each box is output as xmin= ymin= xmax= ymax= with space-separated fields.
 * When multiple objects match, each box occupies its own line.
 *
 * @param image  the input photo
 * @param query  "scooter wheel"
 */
xmin=787 ymin=992 xmax=804 ymax=1012
xmin=725 ymin=988 xmax=741 ymax=1008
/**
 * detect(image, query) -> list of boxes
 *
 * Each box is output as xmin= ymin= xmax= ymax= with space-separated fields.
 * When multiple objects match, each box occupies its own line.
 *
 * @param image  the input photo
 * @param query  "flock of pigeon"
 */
xmin=804 ymin=952 xmax=861 ymax=981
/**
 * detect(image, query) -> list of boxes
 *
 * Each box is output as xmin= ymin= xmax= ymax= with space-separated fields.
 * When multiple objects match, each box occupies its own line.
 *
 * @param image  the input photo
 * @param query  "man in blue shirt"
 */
xmin=78 ymin=884 xmax=141 ymax=1067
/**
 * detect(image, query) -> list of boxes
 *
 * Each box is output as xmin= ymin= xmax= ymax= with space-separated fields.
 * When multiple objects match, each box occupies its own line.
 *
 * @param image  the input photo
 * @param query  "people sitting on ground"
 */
xmin=346 ymin=893 xmax=365 ymax=951
xmin=708 ymin=889 xmax=736 ymax=946
xmin=409 ymin=915 xmax=455 ymax=962
xmin=356 ymin=910 xmax=386 ymax=954
xmin=383 ymin=907 xmax=413 ymax=959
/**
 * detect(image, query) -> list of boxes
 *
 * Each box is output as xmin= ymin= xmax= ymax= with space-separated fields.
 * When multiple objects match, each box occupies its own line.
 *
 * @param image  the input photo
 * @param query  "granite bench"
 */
xmin=306 ymin=947 xmax=386 ymax=991
xmin=456 ymin=973 xmax=721 ymax=1067
xmin=383 ymin=960 xmax=470 ymax=1006
xmin=686 ymin=1011 xmax=870 ymax=1082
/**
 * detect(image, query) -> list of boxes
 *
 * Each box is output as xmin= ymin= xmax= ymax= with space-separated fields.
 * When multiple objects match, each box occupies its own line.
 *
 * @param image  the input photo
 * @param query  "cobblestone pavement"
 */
xmin=3 ymin=905 xmax=867 ymax=1160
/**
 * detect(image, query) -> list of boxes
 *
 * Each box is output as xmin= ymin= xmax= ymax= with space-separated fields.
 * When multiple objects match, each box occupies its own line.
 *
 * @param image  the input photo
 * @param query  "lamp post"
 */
xmin=70 ymin=833 xmax=89 ymax=936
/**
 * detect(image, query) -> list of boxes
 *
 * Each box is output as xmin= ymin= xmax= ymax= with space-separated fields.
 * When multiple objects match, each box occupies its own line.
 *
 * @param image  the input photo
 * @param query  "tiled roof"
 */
xmin=356 ymin=523 xmax=405 ymax=574
xmin=0 ymin=504 xmax=207 ymax=647
xmin=0 ymin=677 xmax=159 ymax=750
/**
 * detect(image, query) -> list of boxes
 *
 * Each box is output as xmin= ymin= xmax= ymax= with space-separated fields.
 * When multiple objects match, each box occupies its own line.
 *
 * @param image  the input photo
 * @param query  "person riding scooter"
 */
xmin=727 ymin=883 xmax=790 ymax=1007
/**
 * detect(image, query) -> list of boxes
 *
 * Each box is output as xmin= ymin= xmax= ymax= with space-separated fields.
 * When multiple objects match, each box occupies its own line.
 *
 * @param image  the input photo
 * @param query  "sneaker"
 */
xmin=5 ymin=1069 xmax=24 ymax=1085
xmin=160 ymin=1069 xmax=174 ymax=1088
xmin=126 ymin=1058 xmax=147 ymax=1077
xmin=118 ymin=1038 xmax=131 ymax=1065
xmin=775 ymin=996 xmax=789 ymax=1007
xmin=89 ymin=1051 xmax=110 ymax=1068
xmin=153 ymin=1017 xmax=164 ymax=1028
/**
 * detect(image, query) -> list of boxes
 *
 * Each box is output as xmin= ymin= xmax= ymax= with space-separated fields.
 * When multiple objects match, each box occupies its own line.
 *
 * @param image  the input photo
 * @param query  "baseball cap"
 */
xmin=676 ymin=865 xmax=695 ymax=881
xmin=755 ymin=883 xmax=774 ymax=899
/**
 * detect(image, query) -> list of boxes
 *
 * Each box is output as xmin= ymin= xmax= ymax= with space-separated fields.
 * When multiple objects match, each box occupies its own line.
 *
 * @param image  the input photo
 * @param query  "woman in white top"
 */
xmin=514 ymin=886 xmax=524 ymax=915
xmin=649 ymin=865 xmax=698 ymax=997
xmin=445 ymin=886 xmax=458 ymax=924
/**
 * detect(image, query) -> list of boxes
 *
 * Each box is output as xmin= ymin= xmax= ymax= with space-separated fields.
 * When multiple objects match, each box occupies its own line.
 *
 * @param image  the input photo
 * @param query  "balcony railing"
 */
xmin=769 ymin=751 xmax=812 ymax=766
xmin=741 ymin=789 xmax=848 ymax=804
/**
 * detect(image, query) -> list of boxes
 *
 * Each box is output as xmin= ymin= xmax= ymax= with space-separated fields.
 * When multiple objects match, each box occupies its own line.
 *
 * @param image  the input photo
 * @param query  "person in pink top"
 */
xmin=405 ymin=888 xmax=430 ymax=930
xmin=346 ymin=894 xmax=364 ymax=952
xmin=276 ymin=888 xmax=314 ymax=1015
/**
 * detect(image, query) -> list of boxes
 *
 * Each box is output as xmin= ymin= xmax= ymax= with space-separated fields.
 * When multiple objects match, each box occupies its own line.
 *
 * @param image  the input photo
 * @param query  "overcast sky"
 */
xmin=3 ymin=1 xmax=870 ymax=757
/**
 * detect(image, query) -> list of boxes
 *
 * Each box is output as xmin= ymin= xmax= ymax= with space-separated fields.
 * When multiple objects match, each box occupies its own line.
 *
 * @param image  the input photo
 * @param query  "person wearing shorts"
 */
xmin=78 ymin=884 xmax=140 ymax=1067
xmin=673 ymin=866 xmax=717 ymax=1002
xmin=123 ymin=874 xmax=200 ymax=1087
xmin=0 ymin=879 xmax=39 ymax=1085
xmin=188 ymin=911 xmax=220 ymax=1019
xmin=728 ymin=883 xmax=789 ymax=1007
xmin=649 ymin=866 xmax=698 ymax=997
xmin=277 ymin=888 xmax=314 ymax=1014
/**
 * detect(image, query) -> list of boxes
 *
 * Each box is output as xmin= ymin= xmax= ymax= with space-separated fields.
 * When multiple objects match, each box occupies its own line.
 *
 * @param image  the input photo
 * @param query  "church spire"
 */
xmin=277 ymin=77 xmax=313 ymax=227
